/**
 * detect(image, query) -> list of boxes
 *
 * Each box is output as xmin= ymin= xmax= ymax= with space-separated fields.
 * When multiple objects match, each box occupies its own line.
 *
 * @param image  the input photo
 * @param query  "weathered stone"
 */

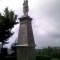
xmin=17 ymin=16 xmax=36 ymax=60
xmin=16 ymin=0 xmax=36 ymax=60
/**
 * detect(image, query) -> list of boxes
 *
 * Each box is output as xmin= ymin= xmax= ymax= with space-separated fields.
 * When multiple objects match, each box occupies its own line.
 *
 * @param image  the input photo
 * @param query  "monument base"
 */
xmin=17 ymin=15 xmax=36 ymax=60
xmin=17 ymin=46 xmax=36 ymax=60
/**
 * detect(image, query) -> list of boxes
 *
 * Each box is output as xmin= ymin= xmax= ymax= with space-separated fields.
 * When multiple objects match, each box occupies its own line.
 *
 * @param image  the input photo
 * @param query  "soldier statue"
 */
xmin=23 ymin=0 xmax=29 ymax=16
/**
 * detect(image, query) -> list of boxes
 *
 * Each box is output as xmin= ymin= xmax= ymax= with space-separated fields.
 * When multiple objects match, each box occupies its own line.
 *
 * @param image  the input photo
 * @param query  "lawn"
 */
xmin=51 ymin=58 xmax=59 ymax=60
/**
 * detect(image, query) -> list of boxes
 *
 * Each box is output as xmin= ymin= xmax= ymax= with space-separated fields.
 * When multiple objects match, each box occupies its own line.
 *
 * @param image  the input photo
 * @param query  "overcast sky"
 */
xmin=0 ymin=0 xmax=60 ymax=49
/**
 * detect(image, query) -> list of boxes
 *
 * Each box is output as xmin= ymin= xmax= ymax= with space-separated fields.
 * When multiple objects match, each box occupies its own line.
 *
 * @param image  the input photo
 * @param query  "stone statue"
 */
xmin=23 ymin=0 xmax=29 ymax=16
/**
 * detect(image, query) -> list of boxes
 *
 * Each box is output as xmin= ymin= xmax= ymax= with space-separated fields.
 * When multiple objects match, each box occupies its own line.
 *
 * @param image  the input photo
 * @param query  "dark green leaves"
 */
xmin=0 ymin=7 xmax=18 ymax=44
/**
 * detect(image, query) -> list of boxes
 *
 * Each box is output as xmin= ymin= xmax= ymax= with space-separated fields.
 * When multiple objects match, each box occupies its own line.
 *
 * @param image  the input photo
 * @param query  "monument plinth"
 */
xmin=17 ymin=0 xmax=36 ymax=60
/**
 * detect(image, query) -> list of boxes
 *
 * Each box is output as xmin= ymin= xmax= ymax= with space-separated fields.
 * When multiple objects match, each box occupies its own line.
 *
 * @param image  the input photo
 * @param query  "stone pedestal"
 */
xmin=17 ymin=16 xmax=36 ymax=60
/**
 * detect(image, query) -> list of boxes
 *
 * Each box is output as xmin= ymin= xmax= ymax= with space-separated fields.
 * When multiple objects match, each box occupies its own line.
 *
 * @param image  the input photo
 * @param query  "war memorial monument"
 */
xmin=16 ymin=0 xmax=36 ymax=60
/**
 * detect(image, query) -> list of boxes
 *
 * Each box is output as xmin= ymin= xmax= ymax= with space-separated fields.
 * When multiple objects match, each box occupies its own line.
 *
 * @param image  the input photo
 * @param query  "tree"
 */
xmin=0 ymin=7 xmax=18 ymax=47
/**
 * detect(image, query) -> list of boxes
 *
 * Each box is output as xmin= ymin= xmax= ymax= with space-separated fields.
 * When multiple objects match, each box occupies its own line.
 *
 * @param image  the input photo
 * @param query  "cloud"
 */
xmin=30 ymin=0 xmax=60 ymax=48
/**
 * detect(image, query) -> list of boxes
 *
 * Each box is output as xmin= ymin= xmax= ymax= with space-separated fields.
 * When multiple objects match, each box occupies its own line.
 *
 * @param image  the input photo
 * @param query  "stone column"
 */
xmin=16 ymin=16 xmax=36 ymax=60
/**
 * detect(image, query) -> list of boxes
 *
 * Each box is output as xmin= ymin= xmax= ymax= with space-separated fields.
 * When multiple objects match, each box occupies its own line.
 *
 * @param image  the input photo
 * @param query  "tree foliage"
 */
xmin=0 ymin=7 xmax=18 ymax=44
xmin=36 ymin=46 xmax=60 ymax=60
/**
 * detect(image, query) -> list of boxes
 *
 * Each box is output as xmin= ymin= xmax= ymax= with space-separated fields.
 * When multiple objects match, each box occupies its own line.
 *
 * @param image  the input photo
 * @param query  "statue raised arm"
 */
xmin=23 ymin=0 xmax=29 ymax=16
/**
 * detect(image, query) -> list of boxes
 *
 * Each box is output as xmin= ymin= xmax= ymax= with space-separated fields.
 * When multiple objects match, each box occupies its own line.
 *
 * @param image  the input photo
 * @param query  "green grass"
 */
xmin=51 ymin=58 xmax=59 ymax=60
